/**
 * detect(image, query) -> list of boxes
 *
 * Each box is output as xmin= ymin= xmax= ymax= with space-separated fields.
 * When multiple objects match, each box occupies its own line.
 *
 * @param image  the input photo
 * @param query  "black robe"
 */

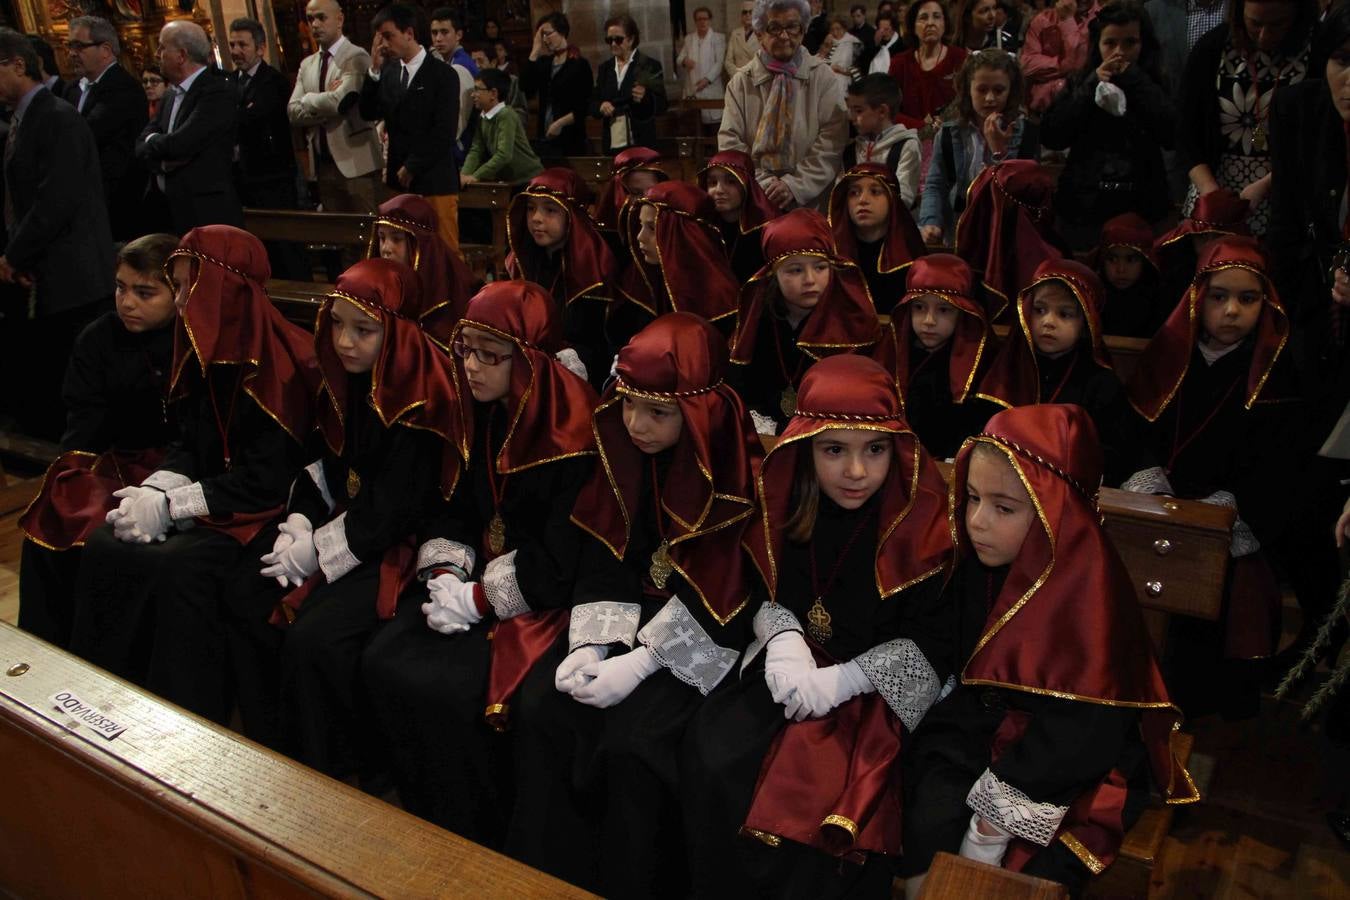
xmin=19 ymin=311 xmax=174 ymax=648
xmin=728 ymin=310 xmax=818 ymax=435
xmin=904 ymin=341 xmax=998 ymax=461
xmin=899 ymin=557 xmax=1149 ymax=892
xmin=1032 ymin=347 xmax=1147 ymax=487
xmin=1101 ymin=270 xmax=1170 ymax=340
xmin=519 ymin=248 xmax=611 ymax=390
xmin=682 ymin=496 xmax=951 ymax=900
xmin=362 ymin=402 xmax=591 ymax=845
xmin=719 ymin=219 xmax=767 ymax=285
xmin=68 ymin=364 xmax=307 ymax=725
xmin=853 ymin=237 xmax=909 ymax=315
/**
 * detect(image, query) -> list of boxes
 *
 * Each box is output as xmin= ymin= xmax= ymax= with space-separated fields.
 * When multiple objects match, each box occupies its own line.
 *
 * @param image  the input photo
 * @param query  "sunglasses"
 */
xmin=451 ymin=340 xmax=513 ymax=366
xmin=604 ymin=35 xmax=627 ymax=45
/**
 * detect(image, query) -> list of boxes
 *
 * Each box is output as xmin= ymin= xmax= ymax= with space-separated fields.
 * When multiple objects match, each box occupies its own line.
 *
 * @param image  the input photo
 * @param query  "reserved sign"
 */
xmin=49 ymin=690 xmax=128 ymax=740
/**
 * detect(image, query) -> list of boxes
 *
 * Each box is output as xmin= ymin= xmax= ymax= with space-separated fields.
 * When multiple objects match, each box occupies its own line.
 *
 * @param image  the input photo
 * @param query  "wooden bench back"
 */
xmin=244 ymin=208 xmax=374 ymax=249
xmin=0 ymin=623 xmax=595 ymax=899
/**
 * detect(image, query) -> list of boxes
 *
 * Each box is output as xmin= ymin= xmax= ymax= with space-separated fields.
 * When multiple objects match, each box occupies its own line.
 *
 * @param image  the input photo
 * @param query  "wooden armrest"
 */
xmin=917 ymin=852 xmax=1068 ymax=899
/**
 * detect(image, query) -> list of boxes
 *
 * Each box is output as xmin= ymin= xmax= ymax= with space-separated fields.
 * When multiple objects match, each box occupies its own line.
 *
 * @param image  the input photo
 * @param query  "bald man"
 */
xmin=135 ymin=20 xmax=243 ymax=232
xmin=288 ymin=0 xmax=383 ymax=213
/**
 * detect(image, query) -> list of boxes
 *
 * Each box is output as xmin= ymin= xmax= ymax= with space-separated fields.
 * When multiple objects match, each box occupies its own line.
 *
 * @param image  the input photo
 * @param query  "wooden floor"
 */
xmin=0 ymin=500 xmax=1346 ymax=898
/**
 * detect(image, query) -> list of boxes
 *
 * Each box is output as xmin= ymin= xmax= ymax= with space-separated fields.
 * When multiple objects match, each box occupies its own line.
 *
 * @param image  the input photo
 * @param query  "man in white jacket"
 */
xmin=678 ymin=7 xmax=725 ymax=124
xmin=718 ymin=0 xmax=848 ymax=210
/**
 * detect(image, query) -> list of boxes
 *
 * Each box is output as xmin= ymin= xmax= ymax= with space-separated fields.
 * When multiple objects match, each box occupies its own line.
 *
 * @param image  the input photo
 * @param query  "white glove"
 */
xmin=259 ymin=514 xmax=317 ymax=587
xmin=782 ymin=660 xmax=874 ymax=721
xmin=555 ymin=644 xmax=610 ymax=694
xmin=107 ymin=486 xmax=171 ymax=543
xmin=763 ymin=629 xmax=815 ymax=705
xmin=958 ymin=813 xmax=1012 ymax=867
xmin=421 ymin=573 xmax=483 ymax=634
xmin=571 ymin=646 xmax=660 ymax=708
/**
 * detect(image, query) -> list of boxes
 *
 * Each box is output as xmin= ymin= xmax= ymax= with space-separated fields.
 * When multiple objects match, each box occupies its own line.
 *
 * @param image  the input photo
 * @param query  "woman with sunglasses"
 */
xmin=592 ymin=14 xmax=667 ymax=153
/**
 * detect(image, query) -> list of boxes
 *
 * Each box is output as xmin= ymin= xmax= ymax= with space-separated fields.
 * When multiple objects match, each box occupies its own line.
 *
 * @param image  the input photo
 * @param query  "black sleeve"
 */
xmin=1118 ymin=66 xmax=1177 ymax=148
xmin=59 ymin=320 xmax=113 ymax=453
xmin=358 ymin=66 xmax=386 ymax=123
xmin=571 ymin=528 xmax=643 ymax=610
xmin=404 ymin=64 xmax=458 ymax=178
xmin=1038 ymin=73 xmax=1097 ymax=150
xmin=590 ymin=61 xmax=616 ymax=116
xmin=417 ymin=474 xmax=483 ymax=569
xmin=6 ymin=108 xmax=97 ymax=271
xmin=1176 ymin=26 xmax=1225 ymax=174
xmin=1266 ymin=84 xmax=1315 ymax=302
xmin=634 ymin=57 xmax=667 ymax=120
xmin=887 ymin=572 xmax=957 ymax=684
xmin=83 ymin=79 xmax=147 ymax=148
xmin=992 ymin=694 xmax=1138 ymax=806
xmin=562 ymin=59 xmax=593 ymax=123
xmin=288 ymin=456 xmax=332 ymax=526
xmin=519 ymin=56 xmax=548 ymax=97
xmin=199 ymin=402 xmax=304 ymax=515
xmin=511 ymin=456 xmax=591 ymax=611
xmin=238 ymin=71 xmax=288 ymax=130
xmin=341 ymin=425 xmax=445 ymax=562
xmin=136 ymin=80 xmax=238 ymax=164
xmin=1085 ymin=370 xmax=1152 ymax=487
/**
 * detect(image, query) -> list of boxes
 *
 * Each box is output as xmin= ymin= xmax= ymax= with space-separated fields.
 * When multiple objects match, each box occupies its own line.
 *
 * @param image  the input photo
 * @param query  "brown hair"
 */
xmin=117 ymin=233 xmax=180 ymax=285
xmin=904 ymin=0 xmax=953 ymax=48
xmin=604 ymin=14 xmax=640 ymax=46
xmin=785 ymin=441 xmax=821 ymax=542
xmin=954 ymin=48 xmax=1023 ymax=125
xmin=1226 ymin=0 xmax=1317 ymax=55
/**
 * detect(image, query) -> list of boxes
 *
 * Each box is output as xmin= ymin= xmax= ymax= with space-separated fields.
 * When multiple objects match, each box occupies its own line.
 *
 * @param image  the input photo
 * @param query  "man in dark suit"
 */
xmin=135 ymin=20 xmax=243 ymax=234
xmin=28 ymin=35 xmax=75 ymax=101
xmin=65 ymin=16 xmax=149 ymax=240
xmin=227 ymin=17 xmax=308 ymax=279
xmin=359 ymin=3 xmax=461 ymax=251
xmin=0 ymin=28 xmax=113 ymax=439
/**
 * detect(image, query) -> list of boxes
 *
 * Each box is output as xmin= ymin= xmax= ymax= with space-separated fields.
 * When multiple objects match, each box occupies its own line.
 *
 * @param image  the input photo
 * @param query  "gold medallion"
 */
xmin=780 ymin=386 xmax=798 ymax=418
xmin=487 ymin=512 xmax=506 ymax=555
xmin=649 ymin=540 xmax=674 ymax=589
xmin=806 ymin=597 xmax=833 ymax=644
xmin=1252 ymin=123 xmax=1267 ymax=152
xmin=346 ymin=469 xmax=361 ymax=498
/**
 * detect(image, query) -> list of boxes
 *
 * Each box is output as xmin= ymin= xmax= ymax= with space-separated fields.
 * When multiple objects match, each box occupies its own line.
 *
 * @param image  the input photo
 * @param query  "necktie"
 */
xmin=399 ymin=64 xmax=409 ymax=92
xmin=4 ymin=114 xmax=19 ymax=231
xmin=317 ymin=49 xmax=332 ymax=162
xmin=237 ymin=71 xmax=250 ymax=95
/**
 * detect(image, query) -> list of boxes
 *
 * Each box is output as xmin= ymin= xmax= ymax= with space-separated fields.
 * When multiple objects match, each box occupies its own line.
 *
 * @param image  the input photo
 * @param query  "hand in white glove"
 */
xmin=957 ymin=813 xmax=1012 ymax=867
xmin=555 ymin=644 xmax=610 ymax=694
xmin=107 ymin=486 xmax=170 ymax=544
xmin=571 ymin=646 xmax=660 ymax=708
xmin=763 ymin=629 xmax=815 ymax=705
xmin=782 ymin=660 xmax=874 ymax=721
xmin=421 ymin=573 xmax=483 ymax=634
xmin=259 ymin=514 xmax=317 ymax=587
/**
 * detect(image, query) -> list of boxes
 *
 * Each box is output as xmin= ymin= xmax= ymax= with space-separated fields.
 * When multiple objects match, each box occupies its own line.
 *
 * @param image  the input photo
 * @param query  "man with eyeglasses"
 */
xmin=725 ymin=1 xmax=759 ymax=78
xmin=65 ymin=16 xmax=148 ymax=241
xmin=678 ymin=7 xmax=726 ymax=124
xmin=0 ymin=27 xmax=113 ymax=440
xmin=719 ymin=0 xmax=848 ymax=210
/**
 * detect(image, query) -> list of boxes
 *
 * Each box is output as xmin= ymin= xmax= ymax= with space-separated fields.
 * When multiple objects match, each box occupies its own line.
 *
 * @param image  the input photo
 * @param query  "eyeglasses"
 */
xmin=142 ymin=77 xmax=163 ymax=85
xmin=539 ymin=29 xmax=557 ymax=39
xmin=451 ymin=339 xmax=513 ymax=366
xmin=604 ymin=35 xmax=627 ymax=45
xmin=763 ymin=23 xmax=804 ymax=36
xmin=66 ymin=40 xmax=102 ymax=51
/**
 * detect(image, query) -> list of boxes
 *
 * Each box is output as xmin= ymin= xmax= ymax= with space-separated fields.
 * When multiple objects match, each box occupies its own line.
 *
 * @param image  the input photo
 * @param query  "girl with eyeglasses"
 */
xmin=361 ymin=279 xmax=599 ymax=847
xmin=141 ymin=67 xmax=165 ymax=118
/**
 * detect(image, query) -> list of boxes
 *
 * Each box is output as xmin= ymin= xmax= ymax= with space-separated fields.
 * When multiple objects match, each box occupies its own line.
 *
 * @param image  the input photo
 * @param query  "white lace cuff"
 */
xmin=142 ymin=470 xmax=192 ymax=493
xmin=555 ymin=347 xmax=588 ymax=381
xmin=305 ymin=460 xmax=337 ymax=514
xmin=637 ymin=596 xmax=739 ymax=695
xmin=854 ymin=638 xmax=942 ymax=732
xmin=1120 ymin=466 xmax=1174 ymax=495
xmin=742 ymin=603 xmax=805 ymax=674
xmin=1197 ymin=490 xmax=1260 ymax=556
xmin=749 ymin=409 xmax=778 ymax=436
xmin=965 ymin=768 xmax=1069 ymax=847
xmin=165 ymin=482 xmax=209 ymax=521
xmin=569 ymin=600 xmax=642 ymax=650
xmin=482 ymin=549 xmax=531 ymax=619
xmin=417 ymin=538 xmax=476 ymax=579
xmin=314 ymin=512 xmax=361 ymax=582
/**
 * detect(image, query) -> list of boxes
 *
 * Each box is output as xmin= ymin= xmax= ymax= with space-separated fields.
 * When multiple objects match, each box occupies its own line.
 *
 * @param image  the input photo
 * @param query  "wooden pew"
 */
xmin=0 ymin=622 xmax=595 ymax=899
xmin=244 ymin=208 xmax=374 ymax=252
xmin=459 ymin=181 xmax=519 ymax=279
xmin=918 ymin=852 xmax=1068 ymax=899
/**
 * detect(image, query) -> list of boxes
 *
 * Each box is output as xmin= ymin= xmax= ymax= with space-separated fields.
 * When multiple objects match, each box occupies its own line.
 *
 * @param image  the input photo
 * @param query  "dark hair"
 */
xmin=537 ymin=11 xmax=571 ymax=39
xmin=228 ymin=17 xmax=266 ymax=47
xmin=905 ymin=0 xmax=953 ymax=48
xmin=955 ymin=0 xmax=996 ymax=48
xmin=1085 ymin=1 xmax=1162 ymax=83
xmin=117 ymin=233 xmax=180 ymax=284
xmin=694 ymin=5 xmax=714 ymax=17
xmin=604 ymin=14 xmax=641 ymax=47
xmin=876 ymin=10 xmax=900 ymax=29
xmin=954 ymin=47 xmax=1023 ymax=123
xmin=1227 ymin=0 xmax=1317 ymax=55
xmin=1311 ymin=0 xmax=1350 ymax=73
xmin=848 ymin=72 xmax=902 ymax=111
xmin=26 ymin=36 xmax=57 ymax=79
xmin=477 ymin=66 xmax=510 ymax=98
xmin=429 ymin=6 xmax=462 ymax=31
xmin=785 ymin=441 xmax=821 ymax=542
xmin=851 ymin=3 xmax=868 ymax=12
xmin=372 ymin=3 xmax=420 ymax=37
xmin=0 ymin=29 xmax=40 ymax=82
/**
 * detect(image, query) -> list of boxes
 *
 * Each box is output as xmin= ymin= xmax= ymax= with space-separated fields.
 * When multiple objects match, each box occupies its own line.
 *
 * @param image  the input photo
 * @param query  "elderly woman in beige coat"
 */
xmin=718 ymin=0 xmax=849 ymax=211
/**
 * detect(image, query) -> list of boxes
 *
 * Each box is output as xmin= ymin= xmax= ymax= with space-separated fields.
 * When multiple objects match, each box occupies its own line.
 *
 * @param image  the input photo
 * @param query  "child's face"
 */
xmin=1200 ymin=267 xmax=1264 ymax=349
xmin=472 ymin=80 xmax=498 ymax=112
xmin=846 ymin=95 xmax=892 ymax=136
xmin=329 ymin=297 xmax=385 ymax=374
xmin=1102 ymin=246 xmax=1144 ymax=291
xmin=812 ymin=428 xmax=893 ymax=509
xmin=969 ymin=66 xmax=1012 ymax=120
xmin=170 ymin=257 xmax=196 ymax=311
xmin=910 ymin=293 xmax=959 ymax=350
xmin=457 ymin=325 xmax=515 ymax=403
xmin=622 ymin=394 xmax=684 ymax=454
xmin=624 ymin=170 xmax=661 ymax=197
xmin=471 ymin=49 xmax=490 ymax=70
xmin=964 ymin=446 xmax=1035 ymax=567
xmin=775 ymin=254 xmax=833 ymax=313
xmin=526 ymin=197 xmax=569 ymax=251
xmin=377 ymin=225 xmax=412 ymax=266
xmin=636 ymin=204 xmax=660 ymax=265
xmin=114 ymin=262 xmax=176 ymax=333
xmin=704 ymin=168 xmax=745 ymax=221
xmin=846 ymin=176 xmax=891 ymax=234
xmin=1029 ymin=281 xmax=1084 ymax=356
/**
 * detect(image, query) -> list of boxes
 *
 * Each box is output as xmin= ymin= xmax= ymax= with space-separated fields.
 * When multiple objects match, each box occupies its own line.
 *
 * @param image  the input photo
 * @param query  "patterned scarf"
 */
xmin=751 ymin=48 xmax=802 ymax=174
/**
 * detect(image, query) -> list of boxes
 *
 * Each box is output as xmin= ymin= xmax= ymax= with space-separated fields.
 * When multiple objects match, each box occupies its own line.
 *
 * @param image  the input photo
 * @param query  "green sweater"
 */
xmin=462 ymin=105 xmax=544 ymax=183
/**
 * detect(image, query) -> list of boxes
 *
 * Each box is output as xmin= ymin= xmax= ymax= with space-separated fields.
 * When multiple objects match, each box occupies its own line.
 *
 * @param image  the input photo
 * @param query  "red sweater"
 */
xmin=888 ymin=45 xmax=970 ymax=129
